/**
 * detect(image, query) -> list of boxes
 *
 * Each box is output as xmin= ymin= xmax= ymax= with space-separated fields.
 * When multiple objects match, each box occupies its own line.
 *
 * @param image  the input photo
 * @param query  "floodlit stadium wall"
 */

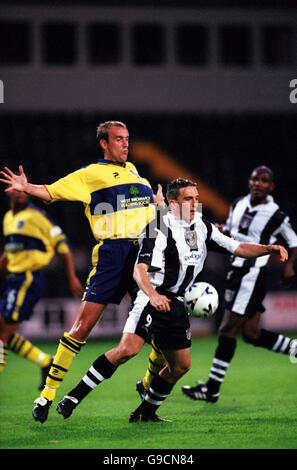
xmin=1 ymin=5 xmax=296 ymax=112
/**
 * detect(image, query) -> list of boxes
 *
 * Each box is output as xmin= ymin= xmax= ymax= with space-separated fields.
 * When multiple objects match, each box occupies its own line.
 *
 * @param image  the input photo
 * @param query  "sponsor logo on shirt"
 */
xmin=183 ymin=251 xmax=202 ymax=265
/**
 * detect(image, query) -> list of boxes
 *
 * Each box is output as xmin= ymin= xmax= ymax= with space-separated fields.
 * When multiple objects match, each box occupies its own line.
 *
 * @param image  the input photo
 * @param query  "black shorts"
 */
xmin=0 ymin=271 xmax=44 ymax=323
xmin=223 ymin=266 xmax=266 ymax=316
xmin=124 ymin=292 xmax=191 ymax=350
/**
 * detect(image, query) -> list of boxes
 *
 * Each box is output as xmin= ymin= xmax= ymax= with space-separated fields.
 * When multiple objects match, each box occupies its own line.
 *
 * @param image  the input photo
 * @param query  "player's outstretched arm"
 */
xmin=234 ymin=243 xmax=288 ymax=262
xmin=61 ymin=251 xmax=84 ymax=298
xmin=0 ymin=165 xmax=52 ymax=201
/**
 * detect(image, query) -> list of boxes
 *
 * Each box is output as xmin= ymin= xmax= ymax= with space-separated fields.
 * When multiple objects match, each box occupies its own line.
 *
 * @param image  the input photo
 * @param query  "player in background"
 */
xmin=182 ymin=166 xmax=297 ymax=403
xmin=54 ymin=178 xmax=287 ymax=423
xmin=0 ymin=120 xmax=163 ymax=423
xmin=0 ymin=189 xmax=83 ymax=389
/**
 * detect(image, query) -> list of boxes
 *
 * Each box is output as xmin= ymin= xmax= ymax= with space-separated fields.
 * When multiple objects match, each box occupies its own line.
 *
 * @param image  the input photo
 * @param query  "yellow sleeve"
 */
xmin=142 ymin=177 xmax=152 ymax=188
xmin=45 ymin=167 xmax=91 ymax=204
xmin=39 ymin=211 xmax=70 ymax=254
xmin=48 ymin=225 xmax=70 ymax=254
xmin=55 ymin=240 xmax=70 ymax=254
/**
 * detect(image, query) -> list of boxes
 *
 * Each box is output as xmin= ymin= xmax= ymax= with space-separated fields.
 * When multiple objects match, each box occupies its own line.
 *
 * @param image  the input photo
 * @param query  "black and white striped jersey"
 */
xmin=225 ymin=194 xmax=297 ymax=268
xmin=137 ymin=211 xmax=239 ymax=296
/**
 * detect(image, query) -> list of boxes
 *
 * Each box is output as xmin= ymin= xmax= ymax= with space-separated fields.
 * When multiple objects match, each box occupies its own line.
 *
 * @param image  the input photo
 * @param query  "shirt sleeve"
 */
xmin=50 ymin=225 xmax=70 ymax=254
xmin=137 ymin=225 xmax=166 ymax=271
xmin=276 ymin=216 xmax=297 ymax=248
xmin=209 ymin=223 xmax=240 ymax=254
xmin=45 ymin=167 xmax=90 ymax=204
xmin=41 ymin=212 xmax=70 ymax=254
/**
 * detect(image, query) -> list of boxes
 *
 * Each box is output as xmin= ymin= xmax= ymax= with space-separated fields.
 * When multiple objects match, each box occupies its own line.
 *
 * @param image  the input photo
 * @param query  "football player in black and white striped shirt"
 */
xmin=55 ymin=178 xmax=288 ymax=422
xmin=182 ymin=166 xmax=297 ymax=403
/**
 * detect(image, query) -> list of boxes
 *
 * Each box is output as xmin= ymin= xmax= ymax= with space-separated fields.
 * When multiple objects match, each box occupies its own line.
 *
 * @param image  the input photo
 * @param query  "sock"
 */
xmin=68 ymin=354 xmax=117 ymax=402
xmin=143 ymin=341 xmax=166 ymax=391
xmin=40 ymin=332 xmax=85 ymax=402
xmin=0 ymin=341 xmax=8 ymax=373
xmin=135 ymin=374 xmax=174 ymax=417
xmin=8 ymin=333 xmax=51 ymax=368
xmin=253 ymin=329 xmax=292 ymax=354
xmin=206 ymin=335 xmax=237 ymax=394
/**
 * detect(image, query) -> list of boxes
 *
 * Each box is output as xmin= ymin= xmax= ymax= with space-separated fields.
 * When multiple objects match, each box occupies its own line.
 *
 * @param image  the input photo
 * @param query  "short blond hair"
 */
xmin=96 ymin=121 xmax=127 ymax=143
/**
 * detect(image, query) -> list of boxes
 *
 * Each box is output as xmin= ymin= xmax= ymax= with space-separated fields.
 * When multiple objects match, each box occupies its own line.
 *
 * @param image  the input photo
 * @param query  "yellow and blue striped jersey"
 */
xmin=45 ymin=160 xmax=156 ymax=240
xmin=3 ymin=204 xmax=69 ymax=273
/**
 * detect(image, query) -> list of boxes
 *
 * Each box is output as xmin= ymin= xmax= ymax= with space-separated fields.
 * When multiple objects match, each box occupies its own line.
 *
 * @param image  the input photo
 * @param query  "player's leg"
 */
xmin=136 ymin=340 xmax=166 ymax=399
xmin=130 ymin=297 xmax=191 ymax=422
xmin=0 ymin=271 xmax=52 ymax=384
xmin=242 ymin=311 xmax=295 ymax=356
xmin=182 ymin=309 xmax=244 ymax=402
xmin=32 ymin=301 xmax=105 ymax=423
xmin=0 ymin=316 xmax=19 ymax=373
xmin=8 ymin=330 xmax=52 ymax=389
xmin=130 ymin=347 xmax=190 ymax=422
xmin=182 ymin=266 xmax=259 ymax=402
xmin=56 ymin=290 xmax=148 ymax=419
xmin=32 ymin=239 xmax=132 ymax=422
xmin=56 ymin=332 xmax=145 ymax=419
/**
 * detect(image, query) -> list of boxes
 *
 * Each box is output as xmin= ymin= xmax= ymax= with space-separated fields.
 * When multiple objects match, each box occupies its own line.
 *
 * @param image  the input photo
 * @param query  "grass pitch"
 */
xmin=0 ymin=335 xmax=296 ymax=450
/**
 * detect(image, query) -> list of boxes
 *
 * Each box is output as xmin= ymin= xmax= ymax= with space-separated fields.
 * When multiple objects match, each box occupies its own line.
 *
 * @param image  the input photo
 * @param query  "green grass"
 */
xmin=0 ymin=336 xmax=296 ymax=449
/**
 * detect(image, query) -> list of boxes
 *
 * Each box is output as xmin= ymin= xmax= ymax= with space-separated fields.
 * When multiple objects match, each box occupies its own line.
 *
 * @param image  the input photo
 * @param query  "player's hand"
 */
xmin=0 ymin=165 xmax=28 ymax=193
xmin=282 ymin=261 xmax=296 ymax=287
xmin=68 ymin=275 xmax=84 ymax=297
xmin=154 ymin=184 xmax=166 ymax=208
xmin=215 ymin=223 xmax=225 ymax=233
xmin=267 ymin=245 xmax=288 ymax=262
xmin=149 ymin=291 xmax=171 ymax=312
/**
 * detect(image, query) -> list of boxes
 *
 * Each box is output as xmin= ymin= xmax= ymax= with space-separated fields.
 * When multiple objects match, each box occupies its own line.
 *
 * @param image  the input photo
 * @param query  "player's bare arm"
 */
xmin=0 ymin=252 xmax=8 ymax=271
xmin=61 ymin=251 xmax=84 ymax=297
xmin=133 ymin=262 xmax=171 ymax=312
xmin=234 ymin=243 xmax=288 ymax=262
xmin=0 ymin=165 xmax=52 ymax=202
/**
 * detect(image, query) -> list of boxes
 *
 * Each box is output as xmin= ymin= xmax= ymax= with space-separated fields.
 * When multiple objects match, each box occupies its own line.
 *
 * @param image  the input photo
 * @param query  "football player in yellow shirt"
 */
xmin=0 ymin=120 xmax=162 ymax=423
xmin=0 ymin=189 xmax=83 ymax=390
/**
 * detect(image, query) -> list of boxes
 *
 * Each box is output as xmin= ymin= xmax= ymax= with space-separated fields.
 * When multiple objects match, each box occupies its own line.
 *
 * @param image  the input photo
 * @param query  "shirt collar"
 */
xmin=247 ymin=194 xmax=274 ymax=208
xmin=168 ymin=211 xmax=201 ymax=228
xmin=97 ymin=158 xmax=126 ymax=168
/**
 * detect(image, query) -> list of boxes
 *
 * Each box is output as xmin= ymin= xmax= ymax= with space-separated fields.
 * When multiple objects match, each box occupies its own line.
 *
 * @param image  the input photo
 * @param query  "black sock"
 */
xmin=135 ymin=374 xmax=174 ymax=416
xmin=253 ymin=329 xmax=292 ymax=354
xmin=207 ymin=335 xmax=237 ymax=394
xmin=68 ymin=354 xmax=117 ymax=402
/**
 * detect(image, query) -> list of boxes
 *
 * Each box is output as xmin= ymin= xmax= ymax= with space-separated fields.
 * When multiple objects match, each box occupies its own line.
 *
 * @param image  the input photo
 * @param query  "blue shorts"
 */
xmin=83 ymin=239 xmax=139 ymax=305
xmin=0 ymin=271 xmax=45 ymax=323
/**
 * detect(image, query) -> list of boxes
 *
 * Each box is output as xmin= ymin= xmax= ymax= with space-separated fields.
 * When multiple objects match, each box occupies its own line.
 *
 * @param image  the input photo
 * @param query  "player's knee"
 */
xmin=117 ymin=344 xmax=139 ymax=362
xmin=242 ymin=330 xmax=259 ymax=345
xmin=218 ymin=323 xmax=236 ymax=337
xmin=171 ymin=363 xmax=190 ymax=380
xmin=69 ymin=317 xmax=96 ymax=341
